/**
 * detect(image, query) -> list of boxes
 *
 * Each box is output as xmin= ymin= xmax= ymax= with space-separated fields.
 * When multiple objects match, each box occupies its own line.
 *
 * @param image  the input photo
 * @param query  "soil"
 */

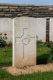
xmin=2 ymin=63 xmax=53 ymax=75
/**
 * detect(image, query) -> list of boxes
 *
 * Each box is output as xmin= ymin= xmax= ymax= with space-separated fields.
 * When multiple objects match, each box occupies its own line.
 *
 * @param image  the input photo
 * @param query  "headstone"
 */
xmin=0 ymin=18 xmax=12 ymax=43
xmin=50 ymin=18 xmax=53 ymax=41
xmin=13 ymin=17 xmax=36 ymax=67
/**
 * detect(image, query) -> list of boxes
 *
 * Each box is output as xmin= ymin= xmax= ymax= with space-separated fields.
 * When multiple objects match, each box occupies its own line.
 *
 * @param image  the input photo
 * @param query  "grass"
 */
xmin=0 ymin=42 xmax=53 ymax=80
xmin=0 ymin=42 xmax=51 ymax=65
xmin=0 ymin=47 xmax=12 ymax=66
xmin=37 ymin=42 xmax=51 ymax=56
xmin=37 ymin=42 xmax=51 ymax=64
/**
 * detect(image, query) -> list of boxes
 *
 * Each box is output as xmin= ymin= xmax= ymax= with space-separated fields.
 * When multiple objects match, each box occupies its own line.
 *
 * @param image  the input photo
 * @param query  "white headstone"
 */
xmin=50 ymin=18 xmax=53 ymax=41
xmin=13 ymin=17 xmax=36 ymax=67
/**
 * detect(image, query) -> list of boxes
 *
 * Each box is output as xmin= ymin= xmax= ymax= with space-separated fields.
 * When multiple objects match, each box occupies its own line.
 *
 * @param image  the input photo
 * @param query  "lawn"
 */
xmin=0 ymin=47 xmax=12 ymax=66
xmin=0 ymin=42 xmax=51 ymax=66
xmin=0 ymin=42 xmax=53 ymax=80
xmin=37 ymin=41 xmax=51 ymax=64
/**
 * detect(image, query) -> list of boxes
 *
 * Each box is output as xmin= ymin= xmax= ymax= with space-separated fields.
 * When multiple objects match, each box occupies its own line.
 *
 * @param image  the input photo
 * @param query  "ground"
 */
xmin=3 ymin=63 xmax=53 ymax=75
xmin=0 ymin=68 xmax=53 ymax=80
xmin=0 ymin=42 xmax=53 ymax=80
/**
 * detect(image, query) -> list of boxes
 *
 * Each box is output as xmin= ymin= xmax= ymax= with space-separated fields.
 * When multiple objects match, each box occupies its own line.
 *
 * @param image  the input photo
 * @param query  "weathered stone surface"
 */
xmin=13 ymin=17 xmax=36 ymax=67
xmin=50 ymin=18 xmax=53 ymax=41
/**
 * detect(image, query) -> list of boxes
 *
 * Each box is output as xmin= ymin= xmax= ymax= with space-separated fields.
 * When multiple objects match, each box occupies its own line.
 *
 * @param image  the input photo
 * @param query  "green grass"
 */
xmin=0 ymin=42 xmax=53 ymax=80
xmin=0 ymin=42 xmax=51 ymax=65
xmin=0 ymin=47 xmax=12 ymax=66
xmin=37 ymin=42 xmax=51 ymax=56
xmin=37 ymin=42 xmax=51 ymax=64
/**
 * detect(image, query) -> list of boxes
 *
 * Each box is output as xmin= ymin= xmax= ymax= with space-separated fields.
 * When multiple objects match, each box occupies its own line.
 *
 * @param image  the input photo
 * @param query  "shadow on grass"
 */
xmin=0 ymin=62 xmax=12 ymax=68
xmin=37 ymin=53 xmax=50 ymax=64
